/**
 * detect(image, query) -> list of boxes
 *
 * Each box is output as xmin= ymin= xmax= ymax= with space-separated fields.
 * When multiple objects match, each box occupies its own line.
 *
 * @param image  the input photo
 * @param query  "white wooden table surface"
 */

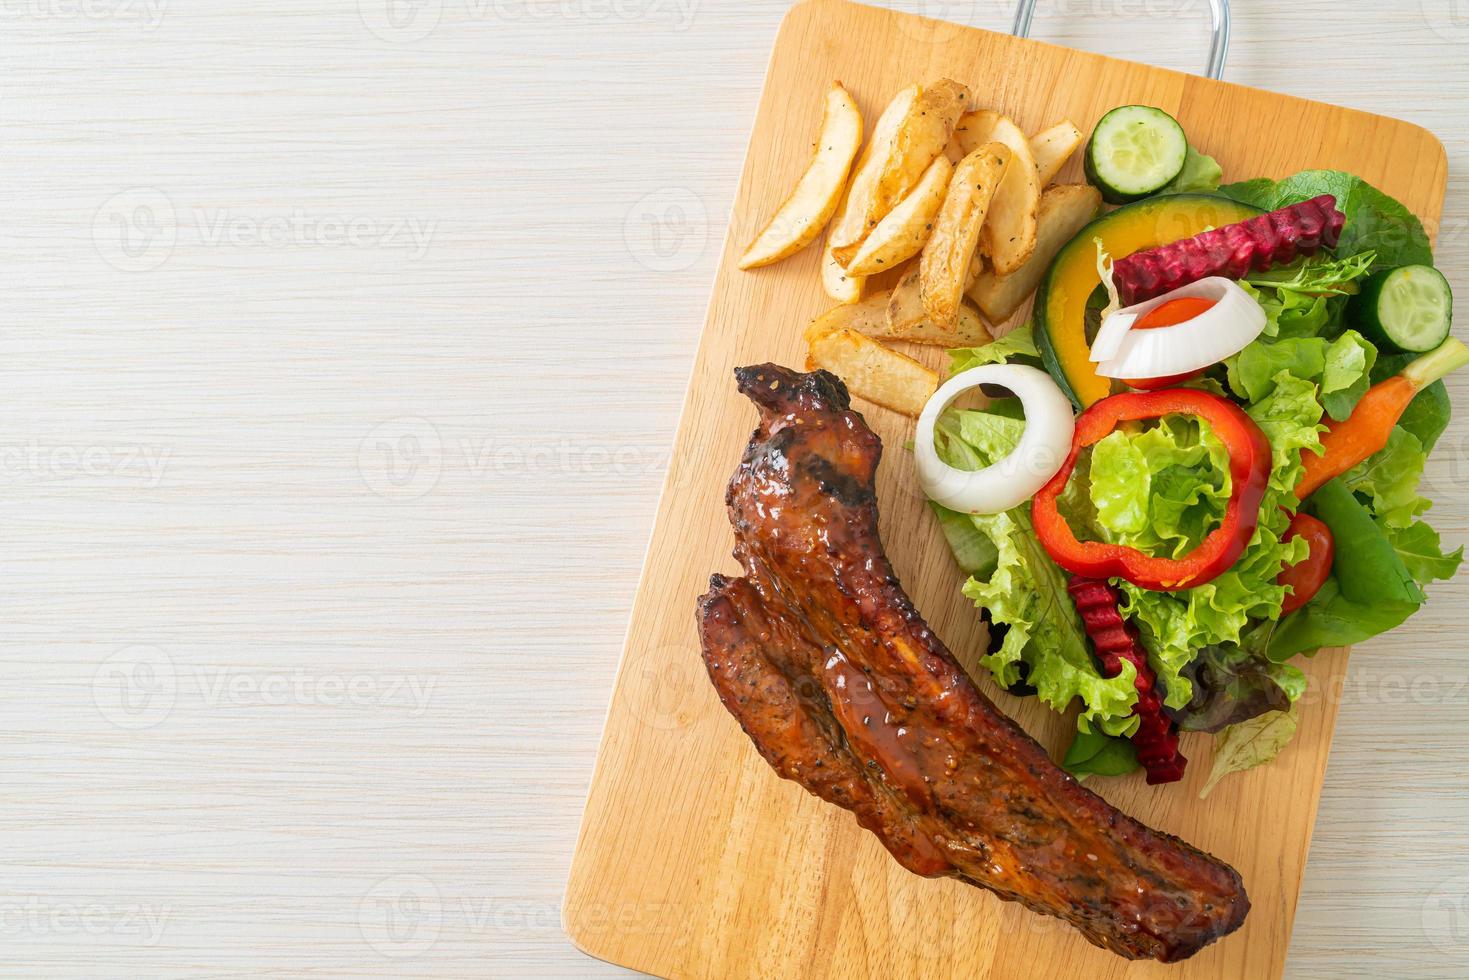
xmin=4 ymin=0 xmax=1468 ymax=976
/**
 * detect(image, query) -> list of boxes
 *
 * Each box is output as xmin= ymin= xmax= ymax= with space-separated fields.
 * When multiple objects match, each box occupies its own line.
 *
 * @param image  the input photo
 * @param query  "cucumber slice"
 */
xmin=1084 ymin=106 xmax=1188 ymax=205
xmin=1350 ymin=265 xmax=1453 ymax=354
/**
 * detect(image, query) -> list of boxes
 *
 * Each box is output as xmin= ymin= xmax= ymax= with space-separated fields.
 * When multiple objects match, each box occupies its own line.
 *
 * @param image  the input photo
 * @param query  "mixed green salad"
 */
xmin=924 ymin=109 xmax=1463 ymax=794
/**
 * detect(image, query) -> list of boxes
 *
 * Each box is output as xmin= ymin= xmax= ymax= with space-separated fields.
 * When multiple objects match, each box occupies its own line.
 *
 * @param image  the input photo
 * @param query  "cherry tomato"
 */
xmin=1123 ymin=297 xmax=1219 ymax=391
xmin=1134 ymin=296 xmax=1218 ymax=330
xmin=1277 ymin=512 xmax=1335 ymax=614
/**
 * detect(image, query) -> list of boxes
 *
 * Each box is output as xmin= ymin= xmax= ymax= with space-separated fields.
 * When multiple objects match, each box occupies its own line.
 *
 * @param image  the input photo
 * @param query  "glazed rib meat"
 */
xmin=697 ymin=364 xmax=1249 ymax=962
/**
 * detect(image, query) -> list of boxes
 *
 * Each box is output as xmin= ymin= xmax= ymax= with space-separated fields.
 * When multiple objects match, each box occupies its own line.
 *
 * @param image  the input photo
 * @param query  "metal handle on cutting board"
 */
xmin=1011 ymin=0 xmax=1230 ymax=80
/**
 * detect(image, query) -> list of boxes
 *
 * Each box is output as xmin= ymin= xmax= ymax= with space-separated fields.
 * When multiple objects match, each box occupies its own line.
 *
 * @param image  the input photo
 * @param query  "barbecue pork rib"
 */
xmin=696 ymin=364 xmax=1248 ymax=962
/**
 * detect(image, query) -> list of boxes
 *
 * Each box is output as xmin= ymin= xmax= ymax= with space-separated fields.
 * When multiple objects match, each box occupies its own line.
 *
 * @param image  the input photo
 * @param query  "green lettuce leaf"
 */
xmin=1087 ymin=415 xmax=1230 ymax=559
xmin=1121 ymin=512 xmax=1307 ymax=708
xmin=934 ymin=413 xmax=1140 ymax=734
xmin=947 ymin=406 xmax=1021 ymax=462
xmin=931 ymin=502 xmax=999 ymax=580
xmin=1384 ymin=520 xmax=1465 ymax=587
xmin=1320 ymin=330 xmax=1377 ymax=421
xmin=1162 ymin=145 xmax=1222 ymax=194
xmin=1246 ymin=371 xmax=1327 ymax=493
xmin=1216 ymin=177 xmax=1271 ymax=205
xmin=1342 ymin=425 xmax=1430 ymax=529
xmin=1227 ymin=307 xmax=1373 ymax=422
xmin=1243 ymin=250 xmax=1375 ymax=295
xmin=1199 ymin=702 xmax=1298 ymax=799
xmin=1110 ymin=372 xmax=1323 ymax=707
xmin=1234 ymin=252 xmax=1372 ymax=351
xmin=1229 ymin=336 xmax=1326 ymax=402
xmin=1062 ymin=729 xmax=1140 ymax=780
xmin=1237 ymin=281 xmax=1333 ymax=340
xmin=948 ymin=324 xmax=1040 ymax=374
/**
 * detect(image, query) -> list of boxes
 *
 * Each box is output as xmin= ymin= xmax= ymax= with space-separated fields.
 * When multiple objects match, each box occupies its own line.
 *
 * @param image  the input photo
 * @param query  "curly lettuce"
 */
xmin=1321 ymin=330 xmax=1378 ymax=421
xmin=1385 ymin=520 xmax=1465 ymax=587
xmin=1090 ymin=373 xmax=1322 ymax=708
xmin=948 ymin=323 xmax=1041 ymax=373
xmin=932 ymin=411 xmax=1140 ymax=735
xmin=1087 ymin=414 xmax=1230 ymax=559
xmin=1200 ymin=702 xmax=1299 ymax=799
xmin=1342 ymin=425 xmax=1430 ymax=529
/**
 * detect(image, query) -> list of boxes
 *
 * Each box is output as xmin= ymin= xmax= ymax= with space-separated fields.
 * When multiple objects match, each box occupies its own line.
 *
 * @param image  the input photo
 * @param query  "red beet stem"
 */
xmin=1113 ymin=195 xmax=1345 ymax=306
xmin=1066 ymin=576 xmax=1188 ymax=785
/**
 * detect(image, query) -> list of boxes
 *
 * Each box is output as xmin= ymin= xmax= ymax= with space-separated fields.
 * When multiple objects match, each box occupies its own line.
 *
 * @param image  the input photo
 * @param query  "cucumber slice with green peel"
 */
xmin=1350 ymin=265 xmax=1453 ymax=354
xmin=1084 ymin=105 xmax=1189 ymax=205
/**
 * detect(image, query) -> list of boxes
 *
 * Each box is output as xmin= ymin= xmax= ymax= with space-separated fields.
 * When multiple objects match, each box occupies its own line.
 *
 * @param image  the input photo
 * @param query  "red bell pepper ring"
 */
xmin=1032 ymin=388 xmax=1273 ymax=592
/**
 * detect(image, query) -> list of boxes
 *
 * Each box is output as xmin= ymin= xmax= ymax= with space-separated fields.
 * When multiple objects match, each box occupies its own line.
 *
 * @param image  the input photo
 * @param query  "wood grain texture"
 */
xmin=3 ymin=0 xmax=1468 ymax=977
xmin=564 ymin=2 xmax=1452 ymax=978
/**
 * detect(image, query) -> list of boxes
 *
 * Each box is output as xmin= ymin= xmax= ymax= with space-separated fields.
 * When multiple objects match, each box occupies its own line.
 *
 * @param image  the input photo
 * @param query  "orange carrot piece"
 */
xmin=1295 ymin=376 xmax=1416 ymax=500
xmin=1295 ymin=339 xmax=1469 ymax=501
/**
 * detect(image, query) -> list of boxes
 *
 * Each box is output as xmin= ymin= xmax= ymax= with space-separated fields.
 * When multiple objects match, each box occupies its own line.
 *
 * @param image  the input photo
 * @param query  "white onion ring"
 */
xmin=914 ymin=364 xmax=1076 ymax=515
xmin=1091 ymin=277 xmax=1267 ymax=379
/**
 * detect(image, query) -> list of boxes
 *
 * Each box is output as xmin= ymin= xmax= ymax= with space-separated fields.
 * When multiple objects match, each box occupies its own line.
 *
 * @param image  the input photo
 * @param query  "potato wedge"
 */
xmin=804 ymin=292 xmax=890 ymax=346
xmin=805 ymin=326 xmax=938 ymax=417
xmin=949 ymin=111 xmax=981 ymax=157
xmin=827 ymin=85 xmax=922 ymax=252
xmin=908 ymin=303 xmax=990 ymax=347
xmin=885 ymin=269 xmax=991 ymax=346
xmin=950 ymin=108 xmax=999 ymax=157
xmin=820 ymin=239 xmax=864 ymax=303
xmin=1030 ymin=120 xmax=1083 ymax=186
xmin=954 ymin=110 xmax=1039 ymax=276
xmin=887 ymin=301 xmax=991 ymax=347
xmin=822 ymin=84 xmax=921 ymax=302
xmin=835 ymin=154 xmax=952 ymax=276
xmin=966 ymin=252 xmax=982 ymax=291
xmin=807 ymin=283 xmax=989 ymax=349
xmin=863 ymin=78 xmax=970 ymax=235
xmin=887 ymin=268 xmax=923 ymax=329
xmin=919 ymin=142 xmax=1011 ymax=329
xmin=967 ymin=183 xmax=1101 ymax=322
xmin=739 ymin=83 xmax=864 ymax=270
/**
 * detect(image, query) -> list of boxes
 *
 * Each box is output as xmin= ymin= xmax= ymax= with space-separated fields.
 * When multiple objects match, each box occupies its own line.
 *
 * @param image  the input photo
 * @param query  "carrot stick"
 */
xmin=1296 ymin=339 xmax=1469 ymax=500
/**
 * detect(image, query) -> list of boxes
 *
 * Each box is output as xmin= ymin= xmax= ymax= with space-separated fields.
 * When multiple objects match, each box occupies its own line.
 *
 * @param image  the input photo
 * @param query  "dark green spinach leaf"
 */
xmin=1267 ymin=578 xmax=1418 ymax=661
xmin=1061 ymin=729 xmax=1140 ymax=780
xmin=1308 ymin=478 xmax=1423 ymax=605
xmin=1218 ymin=169 xmax=1433 ymax=269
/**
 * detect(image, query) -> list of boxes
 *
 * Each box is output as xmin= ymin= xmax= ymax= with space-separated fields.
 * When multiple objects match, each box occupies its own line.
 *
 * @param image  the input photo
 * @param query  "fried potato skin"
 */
xmin=739 ymin=82 xmax=865 ymax=270
xmin=919 ymin=142 xmax=1011 ymax=329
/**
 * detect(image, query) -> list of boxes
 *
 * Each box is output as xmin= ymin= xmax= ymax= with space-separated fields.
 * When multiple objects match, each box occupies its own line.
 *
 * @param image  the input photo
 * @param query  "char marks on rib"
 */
xmin=696 ymin=363 xmax=1248 ymax=962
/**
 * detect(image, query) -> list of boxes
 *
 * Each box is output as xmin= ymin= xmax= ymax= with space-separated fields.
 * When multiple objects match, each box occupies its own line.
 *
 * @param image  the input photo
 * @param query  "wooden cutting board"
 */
xmin=564 ymin=2 xmax=1448 ymax=977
